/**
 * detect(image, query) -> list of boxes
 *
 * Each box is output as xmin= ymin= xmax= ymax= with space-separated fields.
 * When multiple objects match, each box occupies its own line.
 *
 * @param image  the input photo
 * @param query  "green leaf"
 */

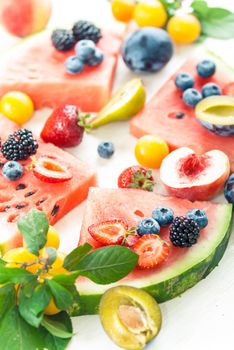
xmin=0 ymin=266 xmax=35 ymax=284
xmin=17 ymin=208 xmax=49 ymax=256
xmin=0 ymin=307 xmax=72 ymax=350
xmin=52 ymin=272 xmax=79 ymax=285
xmin=200 ymin=8 xmax=234 ymax=39
xmin=44 ymin=247 xmax=57 ymax=265
xmin=19 ymin=283 xmax=51 ymax=328
xmin=41 ymin=316 xmax=73 ymax=339
xmin=46 ymin=279 xmax=74 ymax=310
xmin=64 ymin=285 xmax=82 ymax=316
xmin=75 ymin=245 xmax=138 ymax=284
xmin=191 ymin=0 xmax=209 ymax=18
xmin=0 ymin=258 xmax=6 ymax=266
xmin=0 ymin=284 xmax=15 ymax=318
xmin=63 ymin=243 xmax=92 ymax=271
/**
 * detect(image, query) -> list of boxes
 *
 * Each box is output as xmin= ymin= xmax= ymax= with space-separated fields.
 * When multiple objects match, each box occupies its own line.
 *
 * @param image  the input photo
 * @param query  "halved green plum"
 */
xmin=195 ymin=95 xmax=234 ymax=136
xmin=99 ymin=286 xmax=161 ymax=350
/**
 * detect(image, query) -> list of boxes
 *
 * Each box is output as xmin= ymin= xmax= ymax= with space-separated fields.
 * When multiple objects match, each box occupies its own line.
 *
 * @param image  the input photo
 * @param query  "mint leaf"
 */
xmin=200 ymin=8 xmax=234 ymax=39
xmin=0 ymin=266 xmax=35 ymax=284
xmin=0 ymin=258 xmax=6 ymax=266
xmin=0 ymin=284 xmax=15 ymax=318
xmin=19 ymin=283 xmax=51 ymax=328
xmin=18 ymin=208 xmax=49 ymax=256
xmin=75 ymin=245 xmax=138 ymax=284
xmin=63 ymin=243 xmax=92 ymax=271
xmin=44 ymin=247 xmax=57 ymax=265
xmin=46 ymin=279 xmax=74 ymax=310
xmin=65 ymin=285 xmax=82 ymax=316
xmin=52 ymin=272 xmax=79 ymax=285
xmin=41 ymin=316 xmax=73 ymax=339
xmin=191 ymin=0 xmax=209 ymax=18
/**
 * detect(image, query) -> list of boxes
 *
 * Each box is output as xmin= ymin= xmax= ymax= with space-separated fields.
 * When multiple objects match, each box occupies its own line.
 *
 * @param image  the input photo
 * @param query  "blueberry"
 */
xmin=201 ymin=83 xmax=222 ymax=98
xmin=121 ymin=27 xmax=173 ymax=73
xmin=65 ymin=56 xmax=84 ymax=74
xmin=224 ymin=174 xmax=234 ymax=204
xmin=75 ymin=40 xmax=96 ymax=61
xmin=196 ymin=60 xmax=216 ymax=78
xmin=187 ymin=209 xmax=208 ymax=229
xmin=85 ymin=48 xmax=104 ymax=66
xmin=175 ymin=72 xmax=194 ymax=91
xmin=137 ymin=218 xmax=160 ymax=236
xmin=152 ymin=207 xmax=174 ymax=227
xmin=183 ymin=88 xmax=202 ymax=107
xmin=2 ymin=161 xmax=23 ymax=181
xmin=97 ymin=142 xmax=115 ymax=159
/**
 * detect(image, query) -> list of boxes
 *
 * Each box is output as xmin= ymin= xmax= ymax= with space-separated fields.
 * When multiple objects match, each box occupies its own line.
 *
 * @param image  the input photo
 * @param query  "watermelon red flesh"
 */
xmin=130 ymin=57 xmax=234 ymax=171
xmin=0 ymin=120 xmax=96 ymax=252
xmin=0 ymin=27 xmax=124 ymax=112
xmin=77 ymin=187 xmax=232 ymax=314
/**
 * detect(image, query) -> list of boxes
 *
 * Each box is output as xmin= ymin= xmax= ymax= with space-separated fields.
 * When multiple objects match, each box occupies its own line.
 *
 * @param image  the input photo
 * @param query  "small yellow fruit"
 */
xmin=3 ymin=247 xmax=40 ymax=274
xmin=134 ymin=0 xmax=168 ymax=28
xmin=44 ymin=297 xmax=60 ymax=315
xmin=111 ymin=0 xmax=136 ymax=23
xmin=167 ymin=14 xmax=201 ymax=44
xmin=0 ymin=91 xmax=34 ymax=125
xmin=135 ymin=135 xmax=169 ymax=168
xmin=23 ymin=225 xmax=60 ymax=251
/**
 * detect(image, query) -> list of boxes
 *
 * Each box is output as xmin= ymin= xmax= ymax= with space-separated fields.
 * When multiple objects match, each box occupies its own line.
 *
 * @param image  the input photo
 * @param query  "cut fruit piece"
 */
xmin=33 ymin=157 xmax=72 ymax=183
xmin=0 ymin=26 xmax=125 ymax=112
xmin=89 ymin=79 xmax=146 ymax=128
xmin=99 ymin=286 xmax=162 ymax=350
xmin=195 ymin=96 xmax=234 ymax=136
xmin=224 ymin=82 xmax=234 ymax=96
xmin=88 ymin=219 xmax=128 ymax=246
xmin=77 ymin=187 xmax=232 ymax=315
xmin=0 ymin=119 xmax=96 ymax=254
xmin=160 ymin=147 xmax=230 ymax=201
xmin=130 ymin=55 xmax=234 ymax=171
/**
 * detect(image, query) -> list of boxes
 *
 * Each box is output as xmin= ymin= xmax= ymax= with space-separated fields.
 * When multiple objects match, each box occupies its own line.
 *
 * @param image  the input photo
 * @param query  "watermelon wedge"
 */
xmin=77 ymin=187 xmax=232 ymax=315
xmin=0 ymin=120 xmax=96 ymax=253
xmin=130 ymin=56 xmax=234 ymax=171
xmin=0 ymin=26 xmax=124 ymax=112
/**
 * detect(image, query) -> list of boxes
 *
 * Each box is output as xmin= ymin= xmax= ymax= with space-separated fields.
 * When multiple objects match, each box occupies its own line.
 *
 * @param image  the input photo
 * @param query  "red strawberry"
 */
xmin=41 ymin=105 xmax=84 ymax=148
xmin=88 ymin=219 xmax=128 ymax=246
xmin=133 ymin=234 xmax=170 ymax=269
xmin=118 ymin=166 xmax=156 ymax=191
xmin=124 ymin=234 xmax=139 ymax=248
xmin=33 ymin=156 xmax=72 ymax=183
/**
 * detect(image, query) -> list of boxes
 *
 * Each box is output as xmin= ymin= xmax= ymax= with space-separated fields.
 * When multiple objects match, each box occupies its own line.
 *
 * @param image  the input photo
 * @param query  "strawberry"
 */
xmin=41 ymin=105 xmax=84 ymax=148
xmin=33 ymin=156 xmax=72 ymax=183
xmin=133 ymin=234 xmax=170 ymax=269
xmin=88 ymin=219 xmax=129 ymax=246
xmin=124 ymin=234 xmax=139 ymax=248
xmin=118 ymin=166 xmax=156 ymax=191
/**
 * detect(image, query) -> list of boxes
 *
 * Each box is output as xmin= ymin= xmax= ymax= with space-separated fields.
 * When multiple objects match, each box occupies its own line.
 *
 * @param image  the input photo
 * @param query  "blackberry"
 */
xmin=72 ymin=20 xmax=102 ymax=43
xmin=169 ymin=216 xmax=200 ymax=248
xmin=1 ymin=129 xmax=38 ymax=161
xmin=51 ymin=29 xmax=76 ymax=52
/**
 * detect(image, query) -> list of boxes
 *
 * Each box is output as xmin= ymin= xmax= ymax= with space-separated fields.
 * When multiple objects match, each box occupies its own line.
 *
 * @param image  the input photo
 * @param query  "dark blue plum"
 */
xmin=137 ymin=218 xmax=160 ymax=236
xmin=152 ymin=207 xmax=174 ymax=227
xmin=175 ymin=72 xmax=194 ymax=91
xmin=187 ymin=209 xmax=208 ymax=229
xmin=196 ymin=60 xmax=216 ymax=78
xmin=224 ymin=174 xmax=234 ymax=204
xmin=121 ymin=27 xmax=173 ymax=73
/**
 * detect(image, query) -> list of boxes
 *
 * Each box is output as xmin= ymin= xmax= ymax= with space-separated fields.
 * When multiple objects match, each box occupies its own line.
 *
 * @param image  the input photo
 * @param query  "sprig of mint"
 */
xmin=191 ymin=0 xmax=234 ymax=39
xmin=0 ymin=208 xmax=138 ymax=350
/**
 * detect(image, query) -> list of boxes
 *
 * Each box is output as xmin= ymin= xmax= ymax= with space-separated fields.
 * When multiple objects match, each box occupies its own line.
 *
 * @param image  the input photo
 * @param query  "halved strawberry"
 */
xmin=33 ymin=156 xmax=72 ymax=183
xmin=133 ymin=234 xmax=170 ymax=269
xmin=88 ymin=219 xmax=129 ymax=246
xmin=124 ymin=234 xmax=139 ymax=248
xmin=118 ymin=166 xmax=156 ymax=191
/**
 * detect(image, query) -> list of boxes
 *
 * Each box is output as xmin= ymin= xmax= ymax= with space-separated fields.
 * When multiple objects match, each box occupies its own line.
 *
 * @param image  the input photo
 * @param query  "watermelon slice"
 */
xmin=130 ymin=56 xmax=234 ymax=171
xmin=0 ymin=120 xmax=96 ymax=253
xmin=77 ymin=187 xmax=232 ymax=315
xmin=0 ymin=26 xmax=124 ymax=112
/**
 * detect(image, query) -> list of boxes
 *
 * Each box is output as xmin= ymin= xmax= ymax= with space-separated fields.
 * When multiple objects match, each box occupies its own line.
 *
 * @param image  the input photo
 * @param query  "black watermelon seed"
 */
xmin=51 ymin=204 xmax=60 ymax=217
xmin=16 ymin=203 xmax=28 ymax=209
xmin=176 ymin=112 xmax=185 ymax=119
xmin=16 ymin=184 xmax=26 ymax=190
xmin=36 ymin=198 xmax=46 ymax=206
xmin=25 ymin=191 xmax=36 ymax=197
xmin=0 ymin=205 xmax=11 ymax=212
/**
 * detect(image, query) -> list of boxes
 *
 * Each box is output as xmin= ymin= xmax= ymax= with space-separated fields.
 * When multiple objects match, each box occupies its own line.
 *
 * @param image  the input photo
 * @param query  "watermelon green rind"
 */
xmin=76 ymin=203 xmax=233 ymax=315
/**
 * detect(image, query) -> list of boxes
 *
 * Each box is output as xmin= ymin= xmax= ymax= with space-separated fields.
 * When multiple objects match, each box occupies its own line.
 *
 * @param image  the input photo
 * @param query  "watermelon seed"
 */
xmin=7 ymin=213 xmax=20 ymax=223
xmin=134 ymin=210 xmax=145 ymax=217
xmin=16 ymin=184 xmax=26 ymax=191
xmin=0 ymin=205 xmax=11 ymax=212
xmin=15 ymin=202 xmax=29 ymax=210
xmin=35 ymin=197 xmax=48 ymax=206
xmin=168 ymin=112 xmax=185 ymax=119
xmin=24 ymin=190 xmax=37 ymax=197
xmin=0 ymin=162 xmax=5 ymax=168
xmin=51 ymin=204 xmax=60 ymax=217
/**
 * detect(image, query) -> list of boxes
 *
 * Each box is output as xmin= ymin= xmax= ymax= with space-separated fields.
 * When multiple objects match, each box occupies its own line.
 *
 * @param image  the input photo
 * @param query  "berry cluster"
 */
xmin=51 ymin=20 xmax=102 ymax=52
xmin=175 ymin=59 xmax=222 ymax=107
